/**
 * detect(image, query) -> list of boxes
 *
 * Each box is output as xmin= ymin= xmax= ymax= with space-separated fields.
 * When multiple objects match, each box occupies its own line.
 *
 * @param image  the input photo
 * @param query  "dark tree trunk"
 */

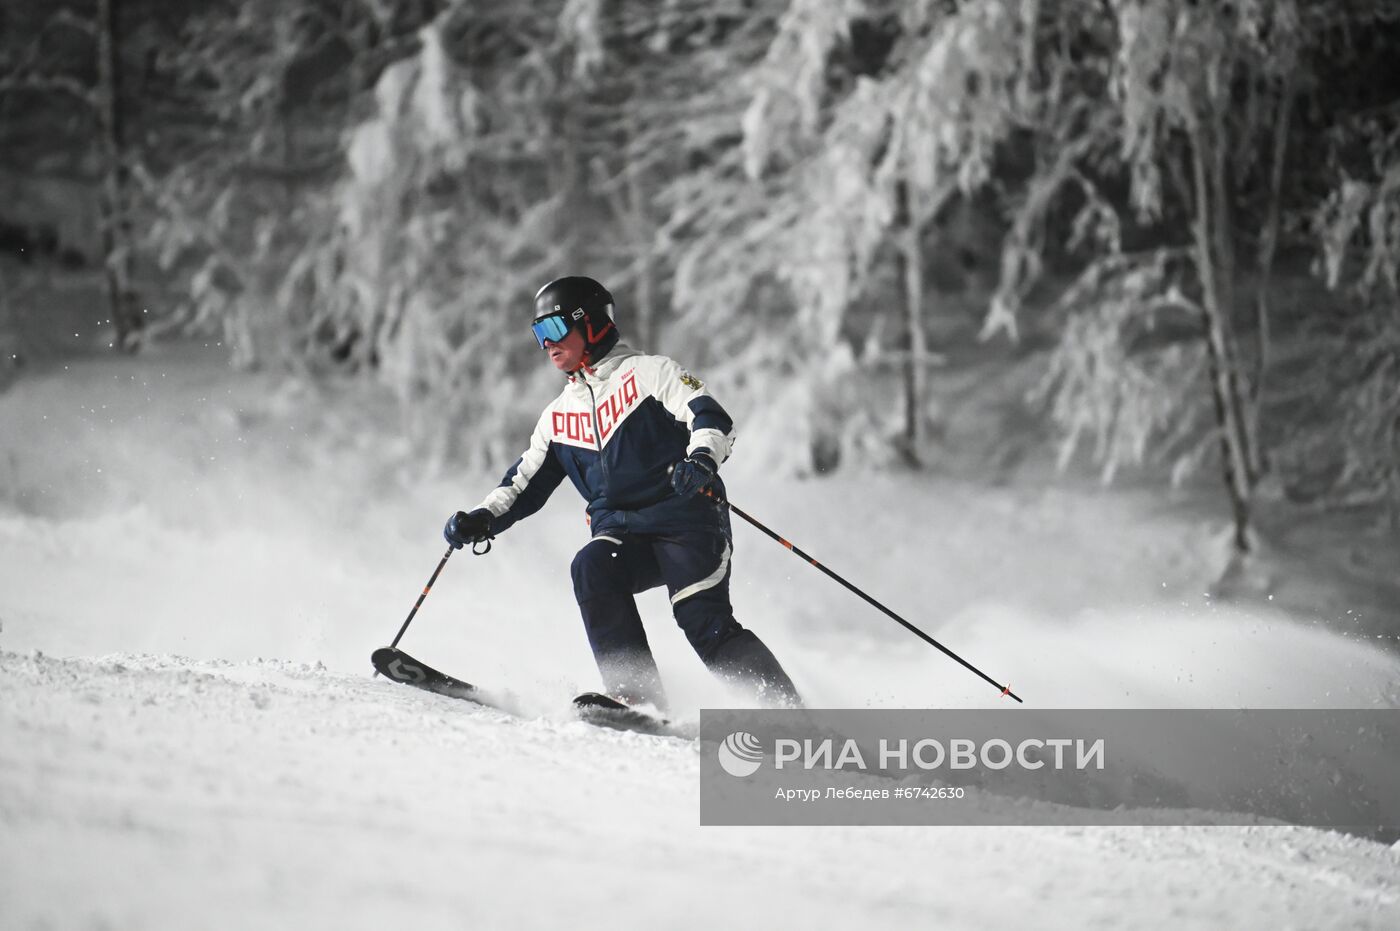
xmin=1188 ymin=119 xmax=1254 ymax=556
xmin=899 ymin=220 xmax=926 ymax=466
xmin=624 ymin=119 xmax=655 ymax=352
xmin=95 ymin=0 xmax=139 ymax=351
xmin=1251 ymin=75 xmax=1294 ymax=468
xmin=892 ymin=182 xmax=927 ymax=467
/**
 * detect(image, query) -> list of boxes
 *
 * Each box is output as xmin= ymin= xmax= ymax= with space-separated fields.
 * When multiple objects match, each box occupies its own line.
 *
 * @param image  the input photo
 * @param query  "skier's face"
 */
xmin=544 ymin=327 xmax=587 ymax=372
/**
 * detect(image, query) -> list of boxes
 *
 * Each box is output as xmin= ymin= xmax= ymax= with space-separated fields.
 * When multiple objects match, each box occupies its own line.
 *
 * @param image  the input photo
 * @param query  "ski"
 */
xmin=372 ymin=647 xmax=688 ymax=737
xmin=371 ymin=646 xmax=492 ymax=706
xmin=572 ymin=691 xmax=680 ymax=737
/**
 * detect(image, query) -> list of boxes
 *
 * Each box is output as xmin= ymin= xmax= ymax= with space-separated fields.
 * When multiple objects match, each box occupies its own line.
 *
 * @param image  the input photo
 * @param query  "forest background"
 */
xmin=2 ymin=0 xmax=1398 ymax=579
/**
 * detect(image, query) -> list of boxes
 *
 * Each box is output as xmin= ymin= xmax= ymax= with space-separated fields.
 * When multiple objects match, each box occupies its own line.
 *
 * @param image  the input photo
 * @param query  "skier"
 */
xmin=443 ymin=276 xmax=801 ymax=711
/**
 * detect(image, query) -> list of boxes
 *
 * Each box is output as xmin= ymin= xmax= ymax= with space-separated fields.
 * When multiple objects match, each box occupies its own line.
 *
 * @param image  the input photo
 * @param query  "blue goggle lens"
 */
xmin=531 ymin=313 xmax=572 ymax=348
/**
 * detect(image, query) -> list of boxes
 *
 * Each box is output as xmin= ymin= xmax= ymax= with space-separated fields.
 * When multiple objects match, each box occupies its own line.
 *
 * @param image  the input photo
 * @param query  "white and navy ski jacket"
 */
xmin=473 ymin=343 xmax=734 ymax=538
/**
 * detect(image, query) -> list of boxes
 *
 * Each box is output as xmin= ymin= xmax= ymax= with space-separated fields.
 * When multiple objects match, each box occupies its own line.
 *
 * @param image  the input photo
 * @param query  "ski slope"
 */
xmin=2 ymin=345 xmax=1399 ymax=929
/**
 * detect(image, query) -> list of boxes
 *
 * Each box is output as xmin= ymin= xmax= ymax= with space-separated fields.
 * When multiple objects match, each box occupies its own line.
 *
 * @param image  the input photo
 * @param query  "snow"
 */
xmin=2 ymin=344 xmax=1399 ymax=929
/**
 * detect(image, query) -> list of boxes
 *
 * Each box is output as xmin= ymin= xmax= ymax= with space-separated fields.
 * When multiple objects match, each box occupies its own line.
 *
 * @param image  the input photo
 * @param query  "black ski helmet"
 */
xmin=532 ymin=276 xmax=619 ymax=359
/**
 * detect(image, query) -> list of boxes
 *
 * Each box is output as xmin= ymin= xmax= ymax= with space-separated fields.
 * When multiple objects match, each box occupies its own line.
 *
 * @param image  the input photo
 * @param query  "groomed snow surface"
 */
xmin=2 ymin=345 xmax=1399 ymax=930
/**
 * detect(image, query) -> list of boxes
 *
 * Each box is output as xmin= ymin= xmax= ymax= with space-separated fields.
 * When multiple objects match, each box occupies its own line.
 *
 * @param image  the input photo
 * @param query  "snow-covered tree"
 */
xmin=279 ymin=0 xmax=682 ymax=465
xmin=139 ymin=0 xmax=433 ymax=367
xmin=0 ymin=0 xmax=143 ymax=348
xmin=85 ymin=0 xmax=1396 ymax=535
xmin=1313 ymin=97 xmax=1400 ymax=526
xmin=663 ymin=1 xmax=1047 ymax=472
xmin=672 ymin=0 xmax=1379 ymax=560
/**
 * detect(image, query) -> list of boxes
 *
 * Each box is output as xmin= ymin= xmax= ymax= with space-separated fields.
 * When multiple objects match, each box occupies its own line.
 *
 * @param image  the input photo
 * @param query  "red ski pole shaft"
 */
xmin=704 ymin=488 xmax=1022 ymax=703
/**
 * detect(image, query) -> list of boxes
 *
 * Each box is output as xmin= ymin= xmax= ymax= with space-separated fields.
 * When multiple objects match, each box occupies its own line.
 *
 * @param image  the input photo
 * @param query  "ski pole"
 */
xmin=702 ymin=488 xmax=1023 ymax=703
xmin=374 ymin=537 xmax=491 ymax=677
xmin=386 ymin=546 xmax=455 ymax=652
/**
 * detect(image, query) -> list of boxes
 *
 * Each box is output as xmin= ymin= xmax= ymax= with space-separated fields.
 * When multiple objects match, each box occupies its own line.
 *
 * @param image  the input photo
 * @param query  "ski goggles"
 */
xmin=530 ymin=312 xmax=575 ymax=348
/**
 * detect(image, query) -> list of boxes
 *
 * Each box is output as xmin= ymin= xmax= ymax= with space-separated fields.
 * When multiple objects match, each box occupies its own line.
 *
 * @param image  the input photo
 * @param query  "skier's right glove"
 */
xmin=670 ymin=450 xmax=717 ymax=498
xmin=444 ymin=509 xmax=493 ymax=550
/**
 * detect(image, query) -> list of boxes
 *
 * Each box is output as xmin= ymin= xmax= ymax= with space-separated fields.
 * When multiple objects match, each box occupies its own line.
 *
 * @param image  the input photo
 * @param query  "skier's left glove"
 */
xmin=670 ymin=450 xmax=717 ymax=498
xmin=444 ymin=509 xmax=493 ymax=550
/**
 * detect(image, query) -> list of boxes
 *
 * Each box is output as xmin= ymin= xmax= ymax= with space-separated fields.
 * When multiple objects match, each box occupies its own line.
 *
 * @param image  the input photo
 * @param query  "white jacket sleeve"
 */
xmin=647 ymin=356 xmax=735 ymax=465
xmin=471 ymin=411 xmax=566 ymax=533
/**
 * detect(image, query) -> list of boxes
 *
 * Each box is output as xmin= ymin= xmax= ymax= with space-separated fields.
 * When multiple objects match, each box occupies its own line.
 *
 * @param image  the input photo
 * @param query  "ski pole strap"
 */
xmin=701 ymin=487 xmax=1022 ymax=703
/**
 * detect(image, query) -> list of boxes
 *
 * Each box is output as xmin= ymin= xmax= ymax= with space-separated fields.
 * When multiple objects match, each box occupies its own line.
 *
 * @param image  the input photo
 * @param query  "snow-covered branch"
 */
xmin=0 ymin=73 xmax=97 ymax=107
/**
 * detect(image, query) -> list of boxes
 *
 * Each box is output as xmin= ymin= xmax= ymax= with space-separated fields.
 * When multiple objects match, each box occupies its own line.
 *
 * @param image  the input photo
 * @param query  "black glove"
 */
xmin=670 ymin=450 xmax=717 ymax=498
xmin=444 ymin=509 xmax=493 ymax=550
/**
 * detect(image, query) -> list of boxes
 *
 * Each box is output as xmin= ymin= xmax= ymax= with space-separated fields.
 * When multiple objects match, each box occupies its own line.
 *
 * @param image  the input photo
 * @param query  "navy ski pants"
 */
xmin=570 ymin=527 xmax=798 ymax=708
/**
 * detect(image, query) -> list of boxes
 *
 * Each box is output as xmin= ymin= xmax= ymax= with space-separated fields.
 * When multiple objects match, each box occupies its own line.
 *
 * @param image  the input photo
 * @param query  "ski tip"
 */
xmin=571 ymin=692 xmax=685 ymax=737
xmin=573 ymin=691 xmax=630 ymax=711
